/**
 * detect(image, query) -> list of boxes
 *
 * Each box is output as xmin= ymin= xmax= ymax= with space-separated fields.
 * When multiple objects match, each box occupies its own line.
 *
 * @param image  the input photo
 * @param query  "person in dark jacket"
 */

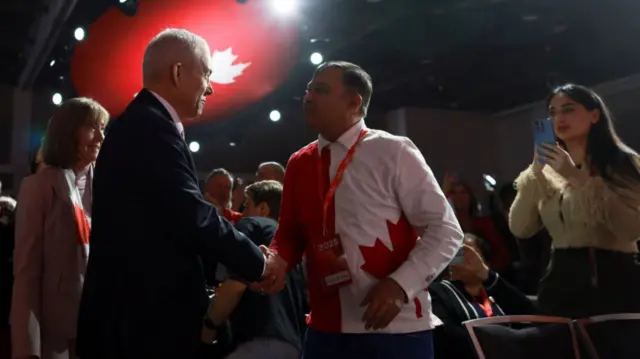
xmin=201 ymin=180 xmax=308 ymax=359
xmin=430 ymin=233 xmax=536 ymax=359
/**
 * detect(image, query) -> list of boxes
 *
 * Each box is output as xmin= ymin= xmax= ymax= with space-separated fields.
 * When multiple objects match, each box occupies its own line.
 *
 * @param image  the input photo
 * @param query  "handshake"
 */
xmin=252 ymin=245 xmax=288 ymax=295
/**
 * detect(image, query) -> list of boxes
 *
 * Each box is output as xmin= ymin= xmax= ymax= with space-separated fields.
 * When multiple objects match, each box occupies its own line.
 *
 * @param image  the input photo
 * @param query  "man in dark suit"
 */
xmin=76 ymin=29 xmax=281 ymax=359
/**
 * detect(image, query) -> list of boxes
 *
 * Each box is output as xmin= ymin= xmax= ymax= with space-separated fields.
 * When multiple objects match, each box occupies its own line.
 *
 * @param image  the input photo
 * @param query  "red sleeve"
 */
xmin=269 ymin=154 xmax=305 ymax=271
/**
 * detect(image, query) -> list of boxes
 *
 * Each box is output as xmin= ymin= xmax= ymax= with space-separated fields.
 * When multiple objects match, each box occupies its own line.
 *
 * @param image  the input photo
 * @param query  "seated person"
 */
xmin=430 ymin=233 xmax=536 ymax=359
xmin=201 ymin=180 xmax=308 ymax=359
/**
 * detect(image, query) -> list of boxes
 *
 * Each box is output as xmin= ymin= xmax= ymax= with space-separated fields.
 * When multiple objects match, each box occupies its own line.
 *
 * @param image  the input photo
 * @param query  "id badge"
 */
xmin=315 ymin=233 xmax=352 ymax=292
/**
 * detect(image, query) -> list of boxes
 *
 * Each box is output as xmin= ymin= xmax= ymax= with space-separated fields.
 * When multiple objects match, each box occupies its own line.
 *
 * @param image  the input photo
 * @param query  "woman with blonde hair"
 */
xmin=10 ymin=97 xmax=108 ymax=359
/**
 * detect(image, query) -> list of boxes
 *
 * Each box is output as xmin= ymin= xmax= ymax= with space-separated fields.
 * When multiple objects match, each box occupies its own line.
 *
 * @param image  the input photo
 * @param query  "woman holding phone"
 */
xmin=509 ymin=84 xmax=640 ymax=318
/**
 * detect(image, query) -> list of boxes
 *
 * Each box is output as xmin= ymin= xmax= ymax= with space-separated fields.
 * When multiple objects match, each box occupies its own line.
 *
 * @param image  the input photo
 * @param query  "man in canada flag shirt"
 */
xmin=261 ymin=61 xmax=463 ymax=359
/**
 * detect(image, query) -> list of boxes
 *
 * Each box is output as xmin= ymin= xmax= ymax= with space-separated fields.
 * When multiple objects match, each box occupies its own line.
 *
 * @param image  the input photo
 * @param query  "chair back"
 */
xmin=575 ymin=313 xmax=640 ymax=359
xmin=464 ymin=315 xmax=581 ymax=359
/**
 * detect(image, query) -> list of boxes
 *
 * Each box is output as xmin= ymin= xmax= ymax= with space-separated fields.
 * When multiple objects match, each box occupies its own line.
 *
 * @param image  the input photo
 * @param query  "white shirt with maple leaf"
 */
xmin=271 ymin=119 xmax=464 ymax=334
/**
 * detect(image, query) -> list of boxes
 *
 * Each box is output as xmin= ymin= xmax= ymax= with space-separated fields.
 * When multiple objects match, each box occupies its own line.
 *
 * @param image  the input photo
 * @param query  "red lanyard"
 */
xmin=473 ymin=289 xmax=494 ymax=317
xmin=318 ymin=129 xmax=368 ymax=236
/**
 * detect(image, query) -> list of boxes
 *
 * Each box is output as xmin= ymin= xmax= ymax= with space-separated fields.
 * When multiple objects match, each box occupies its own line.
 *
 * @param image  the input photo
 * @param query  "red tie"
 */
xmin=321 ymin=147 xmax=331 ymax=196
xmin=320 ymin=146 xmax=335 ymax=235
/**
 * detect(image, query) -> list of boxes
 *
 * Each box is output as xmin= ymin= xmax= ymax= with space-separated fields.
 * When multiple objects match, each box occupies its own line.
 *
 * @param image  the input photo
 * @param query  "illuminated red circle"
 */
xmin=71 ymin=0 xmax=300 ymax=123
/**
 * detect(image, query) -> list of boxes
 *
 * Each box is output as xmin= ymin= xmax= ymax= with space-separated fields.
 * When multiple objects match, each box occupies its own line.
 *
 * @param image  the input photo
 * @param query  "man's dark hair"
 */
xmin=314 ymin=61 xmax=373 ymax=117
xmin=244 ymin=180 xmax=282 ymax=220
xmin=205 ymin=168 xmax=232 ymax=184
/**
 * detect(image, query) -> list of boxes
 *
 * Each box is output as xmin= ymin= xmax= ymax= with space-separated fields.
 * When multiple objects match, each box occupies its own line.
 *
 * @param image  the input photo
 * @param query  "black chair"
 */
xmin=464 ymin=315 xmax=581 ymax=359
xmin=575 ymin=313 xmax=640 ymax=359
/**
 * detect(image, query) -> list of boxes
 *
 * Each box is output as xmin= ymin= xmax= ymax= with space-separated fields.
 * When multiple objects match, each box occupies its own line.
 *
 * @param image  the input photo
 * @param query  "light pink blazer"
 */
xmin=10 ymin=166 xmax=92 ymax=359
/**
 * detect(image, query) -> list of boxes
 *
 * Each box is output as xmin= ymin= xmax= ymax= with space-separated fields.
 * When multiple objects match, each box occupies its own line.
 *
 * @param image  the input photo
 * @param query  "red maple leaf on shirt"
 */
xmin=359 ymin=217 xmax=427 ymax=318
xmin=359 ymin=217 xmax=417 ymax=279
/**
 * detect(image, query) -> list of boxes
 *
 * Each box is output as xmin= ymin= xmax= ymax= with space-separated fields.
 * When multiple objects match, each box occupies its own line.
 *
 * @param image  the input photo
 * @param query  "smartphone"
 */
xmin=451 ymin=246 xmax=465 ymax=265
xmin=533 ymin=118 xmax=556 ymax=163
xmin=533 ymin=118 xmax=556 ymax=146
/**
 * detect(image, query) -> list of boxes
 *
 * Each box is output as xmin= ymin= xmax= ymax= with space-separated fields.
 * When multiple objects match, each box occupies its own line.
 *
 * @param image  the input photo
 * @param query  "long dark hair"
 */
xmin=546 ymin=84 xmax=640 ymax=184
xmin=449 ymin=181 xmax=479 ymax=217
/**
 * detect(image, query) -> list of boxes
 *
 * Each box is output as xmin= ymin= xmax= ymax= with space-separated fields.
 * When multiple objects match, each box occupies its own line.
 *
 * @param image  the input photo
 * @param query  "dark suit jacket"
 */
xmin=76 ymin=89 xmax=265 ymax=359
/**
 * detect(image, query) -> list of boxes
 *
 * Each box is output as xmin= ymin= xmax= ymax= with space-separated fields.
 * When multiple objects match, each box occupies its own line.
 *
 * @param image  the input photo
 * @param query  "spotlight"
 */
xmin=310 ymin=52 xmax=323 ymax=65
xmin=117 ymin=0 xmax=138 ymax=16
xmin=52 ymin=93 xmax=63 ymax=105
xmin=189 ymin=141 xmax=200 ymax=153
xmin=271 ymin=0 xmax=297 ymax=15
xmin=229 ymin=142 xmax=237 ymax=147
xmin=269 ymin=110 xmax=281 ymax=122
xmin=482 ymin=174 xmax=496 ymax=192
xmin=49 ymin=60 xmax=55 ymax=67
xmin=74 ymin=27 xmax=85 ymax=41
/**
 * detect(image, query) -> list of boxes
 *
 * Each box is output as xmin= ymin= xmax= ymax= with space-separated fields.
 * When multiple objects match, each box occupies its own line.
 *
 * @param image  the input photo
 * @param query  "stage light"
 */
xmin=269 ymin=110 xmax=281 ymax=122
xmin=310 ymin=52 xmax=323 ymax=65
xmin=52 ymin=93 xmax=63 ymax=105
xmin=116 ymin=0 xmax=139 ymax=16
xmin=482 ymin=174 xmax=496 ymax=192
xmin=189 ymin=141 xmax=200 ymax=153
xmin=74 ymin=27 xmax=85 ymax=41
xmin=272 ymin=0 xmax=296 ymax=15
xmin=229 ymin=142 xmax=236 ymax=147
xmin=49 ymin=60 xmax=56 ymax=67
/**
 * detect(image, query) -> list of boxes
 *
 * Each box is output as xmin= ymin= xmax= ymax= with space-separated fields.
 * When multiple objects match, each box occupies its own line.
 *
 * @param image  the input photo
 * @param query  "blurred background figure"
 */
xmin=430 ymin=234 xmax=536 ymax=359
xmin=256 ymin=162 xmax=285 ymax=183
xmin=442 ymin=173 xmax=516 ymax=280
xmin=204 ymin=168 xmax=243 ymax=223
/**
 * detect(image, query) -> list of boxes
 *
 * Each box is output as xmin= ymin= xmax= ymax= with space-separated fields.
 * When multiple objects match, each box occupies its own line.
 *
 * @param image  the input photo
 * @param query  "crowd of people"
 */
xmin=0 ymin=27 xmax=639 ymax=359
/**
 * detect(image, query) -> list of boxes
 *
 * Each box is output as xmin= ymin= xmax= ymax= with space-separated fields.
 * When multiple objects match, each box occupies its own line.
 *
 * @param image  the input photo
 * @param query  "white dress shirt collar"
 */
xmin=148 ymin=90 xmax=181 ymax=124
xmin=318 ymin=119 xmax=367 ymax=153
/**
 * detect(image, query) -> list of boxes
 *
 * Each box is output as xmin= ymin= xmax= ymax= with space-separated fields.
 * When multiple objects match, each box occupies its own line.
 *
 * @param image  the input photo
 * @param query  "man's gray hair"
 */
xmin=205 ymin=168 xmax=233 ymax=184
xmin=258 ymin=161 xmax=285 ymax=173
xmin=142 ymin=28 xmax=210 ymax=85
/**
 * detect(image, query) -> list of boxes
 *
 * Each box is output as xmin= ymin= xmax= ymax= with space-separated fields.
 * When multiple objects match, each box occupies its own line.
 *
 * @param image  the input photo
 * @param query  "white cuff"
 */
xmin=388 ymin=262 xmax=426 ymax=301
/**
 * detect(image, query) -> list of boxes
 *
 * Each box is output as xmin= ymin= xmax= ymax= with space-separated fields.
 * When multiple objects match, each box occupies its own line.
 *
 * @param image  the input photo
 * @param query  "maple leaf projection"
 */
xmin=210 ymin=48 xmax=251 ymax=85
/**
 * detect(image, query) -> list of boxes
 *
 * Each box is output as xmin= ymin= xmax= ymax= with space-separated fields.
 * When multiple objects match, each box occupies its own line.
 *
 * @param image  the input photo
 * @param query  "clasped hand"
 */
xmin=249 ymin=245 xmax=287 ymax=294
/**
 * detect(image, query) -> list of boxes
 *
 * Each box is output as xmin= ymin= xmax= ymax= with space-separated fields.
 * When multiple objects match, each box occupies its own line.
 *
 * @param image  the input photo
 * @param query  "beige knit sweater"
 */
xmin=509 ymin=164 xmax=640 ymax=253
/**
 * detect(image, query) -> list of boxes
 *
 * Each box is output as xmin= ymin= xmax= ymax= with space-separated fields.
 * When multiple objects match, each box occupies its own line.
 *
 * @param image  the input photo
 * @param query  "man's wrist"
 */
xmin=261 ymin=252 xmax=268 ymax=277
xmin=387 ymin=277 xmax=409 ymax=303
